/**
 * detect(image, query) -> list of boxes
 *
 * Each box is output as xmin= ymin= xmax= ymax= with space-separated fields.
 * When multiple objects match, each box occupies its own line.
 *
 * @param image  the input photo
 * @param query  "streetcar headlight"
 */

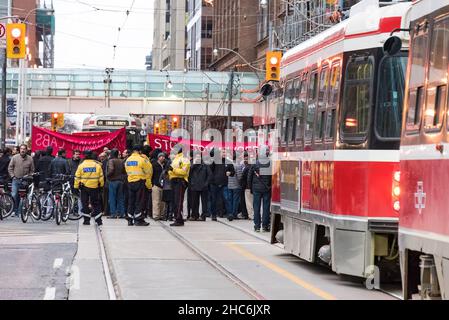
xmin=393 ymin=201 xmax=400 ymax=212
xmin=394 ymin=171 xmax=401 ymax=182
xmin=393 ymin=186 xmax=401 ymax=197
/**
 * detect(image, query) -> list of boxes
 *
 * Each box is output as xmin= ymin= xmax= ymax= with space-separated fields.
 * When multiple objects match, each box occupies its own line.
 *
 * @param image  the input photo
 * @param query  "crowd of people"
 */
xmin=0 ymin=143 xmax=272 ymax=232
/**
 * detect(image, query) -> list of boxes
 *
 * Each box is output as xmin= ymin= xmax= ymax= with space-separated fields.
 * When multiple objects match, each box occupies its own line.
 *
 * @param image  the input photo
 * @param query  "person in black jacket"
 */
xmin=247 ymin=145 xmax=272 ymax=232
xmin=239 ymin=151 xmax=251 ymax=220
xmin=188 ymin=152 xmax=212 ymax=221
xmin=209 ymin=149 xmax=234 ymax=221
xmin=49 ymin=149 xmax=70 ymax=177
xmin=37 ymin=146 xmax=54 ymax=183
xmin=0 ymin=148 xmax=12 ymax=183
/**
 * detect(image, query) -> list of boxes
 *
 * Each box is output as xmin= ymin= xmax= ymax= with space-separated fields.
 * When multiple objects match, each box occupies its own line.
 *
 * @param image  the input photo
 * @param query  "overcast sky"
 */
xmin=53 ymin=0 xmax=154 ymax=70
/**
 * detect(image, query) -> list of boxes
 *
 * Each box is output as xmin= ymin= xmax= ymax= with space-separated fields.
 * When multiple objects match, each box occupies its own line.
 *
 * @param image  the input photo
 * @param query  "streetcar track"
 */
xmin=95 ymin=225 xmax=121 ymax=300
xmin=157 ymin=220 xmax=266 ymax=300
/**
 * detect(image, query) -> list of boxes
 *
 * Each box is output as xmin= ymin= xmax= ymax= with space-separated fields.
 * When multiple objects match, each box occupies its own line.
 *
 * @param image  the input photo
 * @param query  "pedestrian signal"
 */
xmin=265 ymin=51 xmax=282 ymax=82
xmin=6 ymin=23 xmax=26 ymax=59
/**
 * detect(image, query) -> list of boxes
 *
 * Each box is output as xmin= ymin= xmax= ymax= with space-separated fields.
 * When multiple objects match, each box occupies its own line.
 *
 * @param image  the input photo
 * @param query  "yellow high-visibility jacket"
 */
xmin=141 ymin=154 xmax=153 ymax=190
xmin=74 ymin=159 xmax=104 ymax=189
xmin=168 ymin=153 xmax=190 ymax=182
xmin=125 ymin=152 xmax=153 ymax=189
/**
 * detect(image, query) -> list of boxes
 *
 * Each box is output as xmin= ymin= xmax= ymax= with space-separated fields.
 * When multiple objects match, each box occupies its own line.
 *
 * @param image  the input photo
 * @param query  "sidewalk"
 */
xmin=68 ymin=221 xmax=109 ymax=300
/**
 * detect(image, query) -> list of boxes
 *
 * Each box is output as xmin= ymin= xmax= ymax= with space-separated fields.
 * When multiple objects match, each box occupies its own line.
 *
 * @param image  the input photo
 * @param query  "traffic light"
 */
xmin=154 ymin=122 xmax=160 ymax=135
xmin=51 ymin=113 xmax=58 ymax=131
xmin=57 ymin=113 xmax=64 ymax=127
xmin=266 ymin=51 xmax=282 ymax=82
xmin=50 ymin=113 xmax=64 ymax=131
xmin=6 ymin=23 xmax=26 ymax=59
xmin=172 ymin=116 xmax=179 ymax=130
xmin=160 ymin=119 xmax=168 ymax=134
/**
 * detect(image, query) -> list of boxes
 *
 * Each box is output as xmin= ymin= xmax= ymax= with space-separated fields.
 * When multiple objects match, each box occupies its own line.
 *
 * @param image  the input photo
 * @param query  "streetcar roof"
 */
xmin=410 ymin=0 xmax=448 ymax=22
xmin=281 ymin=1 xmax=412 ymax=75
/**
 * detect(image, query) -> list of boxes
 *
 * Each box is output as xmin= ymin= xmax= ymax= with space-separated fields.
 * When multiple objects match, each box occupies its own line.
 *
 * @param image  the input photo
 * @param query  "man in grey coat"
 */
xmin=8 ymin=144 xmax=35 ymax=216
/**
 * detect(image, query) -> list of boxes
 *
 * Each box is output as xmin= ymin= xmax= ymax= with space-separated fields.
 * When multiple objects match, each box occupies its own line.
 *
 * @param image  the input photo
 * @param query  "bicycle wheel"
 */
xmin=68 ymin=195 xmax=82 ymax=221
xmin=29 ymin=194 xmax=41 ymax=220
xmin=19 ymin=198 xmax=29 ymax=223
xmin=61 ymin=195 xmax=71 ymax=223
xmin=55 ymin=201 xmax=62 ymax=225
xmin=0 ymin=194 xmax=15 ymax=219
xmin=39 ymin=194 xmax=54 ymax=221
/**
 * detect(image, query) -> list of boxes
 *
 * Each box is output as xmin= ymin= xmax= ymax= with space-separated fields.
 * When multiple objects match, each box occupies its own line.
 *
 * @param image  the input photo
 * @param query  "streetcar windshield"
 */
xmin=375 ymin=55 xmax=408 ymax=139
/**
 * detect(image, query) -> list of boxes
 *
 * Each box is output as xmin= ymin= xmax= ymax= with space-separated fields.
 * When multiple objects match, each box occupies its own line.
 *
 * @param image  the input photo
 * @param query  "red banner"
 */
xmin=148 ymin=133 xmax=259 ymax=154
xmin=32 ymin=126 xmax=127 ymax=158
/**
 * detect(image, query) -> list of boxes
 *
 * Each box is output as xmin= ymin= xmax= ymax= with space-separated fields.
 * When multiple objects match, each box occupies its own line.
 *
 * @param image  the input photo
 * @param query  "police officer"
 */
xmin=74 ymin=150 xmax=104 ymax=226
xmin=124 ymin=145 xmax=152 ymax=226
xmin=168 ymin=149 xmax=191 ymax=227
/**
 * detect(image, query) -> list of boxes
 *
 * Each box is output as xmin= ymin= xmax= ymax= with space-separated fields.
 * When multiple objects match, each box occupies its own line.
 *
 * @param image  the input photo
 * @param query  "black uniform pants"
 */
xmin=80 ymin=186 xmax=102 ymax=224
xmin=143 ymin=188 xmax=152 ymax=218
xmin=172 ymin=178 xmax=187 ymax=224
xmin=128 ymin=180 xmax=146 ymax=222
xmin=191 ymin=189 xmax=208 ymax=219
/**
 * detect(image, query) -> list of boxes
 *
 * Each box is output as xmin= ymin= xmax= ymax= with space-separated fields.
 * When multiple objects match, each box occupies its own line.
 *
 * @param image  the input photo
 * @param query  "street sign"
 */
xmin=0 ymin=23 xmax=6 ymax=48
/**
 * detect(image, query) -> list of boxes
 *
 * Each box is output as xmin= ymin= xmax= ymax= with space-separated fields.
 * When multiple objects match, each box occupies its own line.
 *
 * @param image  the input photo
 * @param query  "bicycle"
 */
xmin=17 ymin=174 xmax=41 ymax=223
xmin=0 ymin=177 xmax=15 ymax=220
xmin=38 ymin=179 xmax=55 ymax=222
xmin=47 ymin=175 xmax=75 ymax=225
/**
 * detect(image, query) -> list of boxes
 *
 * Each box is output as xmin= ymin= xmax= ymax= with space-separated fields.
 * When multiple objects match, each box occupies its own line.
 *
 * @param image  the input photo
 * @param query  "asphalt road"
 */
xmin=0 ymin=218 xmax=78 ymax=300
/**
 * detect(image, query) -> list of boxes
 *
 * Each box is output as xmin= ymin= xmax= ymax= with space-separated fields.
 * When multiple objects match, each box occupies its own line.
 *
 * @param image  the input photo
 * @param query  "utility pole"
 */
xmin=204 ymin=83 xmax=209 ymax=131
xmin=1 ymin=48 xmax=6 ymax=148
xmin=104 ymin=68 xmax=113 ymax=108
xmin=227 ymin=69 xmax=235 ymax=131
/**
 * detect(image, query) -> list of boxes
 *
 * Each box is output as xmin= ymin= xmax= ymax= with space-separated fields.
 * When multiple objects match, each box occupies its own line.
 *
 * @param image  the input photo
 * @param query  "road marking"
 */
xmin=53 ymin=258 xmax=63 ymax=269
xmin=226 ymin=243 xmax=337 ymax=300
xmin=43 ymin=287 xmax=56 ymax=300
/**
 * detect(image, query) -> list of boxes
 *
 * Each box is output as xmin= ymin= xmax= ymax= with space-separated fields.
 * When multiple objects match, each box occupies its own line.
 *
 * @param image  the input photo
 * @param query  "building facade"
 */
xmin=210 ymin=0 xmax=259 ymax=72
xmin=152 ymin=0 xmax=187 ymax=71
xmin=186 ymin=0 xmax=213 ymax=71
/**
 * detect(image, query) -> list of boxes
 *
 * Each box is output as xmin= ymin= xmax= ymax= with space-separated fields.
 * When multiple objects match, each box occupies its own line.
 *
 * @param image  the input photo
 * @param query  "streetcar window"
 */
xmin=342 ymin=58 xmax=373 ymax=140
xmin=318 ymin=65 xmax=330 ymax=110
xmin=325 ymin=63 xmax=341 ymax=140
xmin=406 ymin=24 xmax=428 ymax=132
xmin=315 ymin=66 xmax=330 ymax=142
xmin=325 ymin=109 xmax=337 ymax=139
xmin=296 ymin=75 xmax=308 ymax=143
xmin=305 ymin=72 xmax=318 ymax=142
xmin=316 ymin=111 xmax=326 ymax=140
xmin=282 ymin=81 xmax=294 ymax=144
xmin=283 ymin=118 xmax=289 ymax=143
xmin=376 ymin=56 xmax=407 ymax=139
xmin=289 ymin=117 xmax=297 ymax=142
xmin=425 ymin=17 xmax=449 ymax=132
xmin=407 ymin=87 xmax=424 ymax=130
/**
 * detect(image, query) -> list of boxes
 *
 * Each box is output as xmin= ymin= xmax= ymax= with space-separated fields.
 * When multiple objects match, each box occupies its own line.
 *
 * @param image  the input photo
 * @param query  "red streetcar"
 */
xmin=398 ymin=0 xmax=449 ymax=300
xmin=270 ymin=0 xmax=412 ymax=281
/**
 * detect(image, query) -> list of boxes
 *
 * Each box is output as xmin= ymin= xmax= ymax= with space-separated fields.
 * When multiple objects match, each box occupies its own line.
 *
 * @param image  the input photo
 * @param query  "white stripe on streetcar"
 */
xmin=53 ymin=258 xmax=63 ymax=269
xmin=43 ymin=287 xmax=56 ymax=300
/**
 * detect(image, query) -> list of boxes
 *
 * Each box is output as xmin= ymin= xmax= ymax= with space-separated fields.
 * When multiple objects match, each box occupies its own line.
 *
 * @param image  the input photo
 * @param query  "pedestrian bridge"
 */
xmin=5 ymin=69 xmax=261 ymax=116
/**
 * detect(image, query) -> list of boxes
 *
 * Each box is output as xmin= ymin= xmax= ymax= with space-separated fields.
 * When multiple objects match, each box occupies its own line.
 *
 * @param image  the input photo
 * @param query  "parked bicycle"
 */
xmin=17 ymin=173 xmax=41 ymax=223
xmin=0 ymin=177 xmax=14 ymax=220
xmin=38 ymin=174 xmax=81 ymax=225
